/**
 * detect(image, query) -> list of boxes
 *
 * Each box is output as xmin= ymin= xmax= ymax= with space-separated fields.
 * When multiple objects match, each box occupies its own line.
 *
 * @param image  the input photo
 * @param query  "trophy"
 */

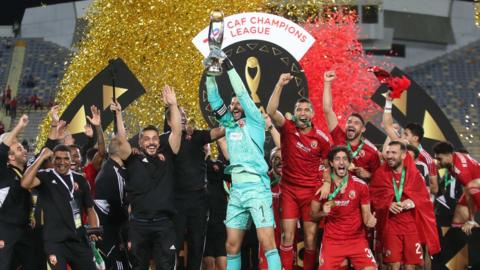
xmin=204 ymin=10 xmax=225 ymax=76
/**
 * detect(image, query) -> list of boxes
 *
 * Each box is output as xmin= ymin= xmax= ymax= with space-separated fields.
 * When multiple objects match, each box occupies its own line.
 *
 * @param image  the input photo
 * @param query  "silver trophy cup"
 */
xmin=206 ymin=10 xmax=225 ymax=76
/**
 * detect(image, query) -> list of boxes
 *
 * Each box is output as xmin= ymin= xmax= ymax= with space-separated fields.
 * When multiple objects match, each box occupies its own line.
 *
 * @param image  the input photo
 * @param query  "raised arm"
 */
xmin=266 ymin=73 xmax=293 ymax=127
xmin=21 ymin=148 xmax=52 ymax=189
xmin=322 ymin=71 xmax=338 ymax=132
xmin=3 ymin=114 xmax=29 ymax=147
xmin=265 ymin=114 xmax=280 ymax=148
xmin=382 ymin=93 xmax=401 ymax=141
xmin=86 ymin=105 xmax=106 ymax=170
xmin=210 ymin=127 xmax=226 ymax=141
xmin=217 ymin=136 xmax=229 ymax=161
xmin=206 ymin=76 xmax=234 ymax=126
xmin=110 ymin=100 xmax=131 ymax=160
xmin=163 ymin=85 xmax=182 ymax=154
xmin=226 ymin=63 xmax=263 ymax=124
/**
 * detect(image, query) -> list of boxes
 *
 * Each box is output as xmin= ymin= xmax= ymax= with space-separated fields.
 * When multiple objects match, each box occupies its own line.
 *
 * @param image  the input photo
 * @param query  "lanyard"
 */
xmin=10 ymin=166 xmax=23 ymax=179
xmin=52 ymin=170 xmax=75 ymax=199
xmin=392 ymin=169 xmax=406 ymax=202
xmin=347 ymin=138 xmax=365 ymax=159
xmin=328 ymin=173 xmax=348 ymax=201
xmin=444 ymin=170 xmax=455 ymax=187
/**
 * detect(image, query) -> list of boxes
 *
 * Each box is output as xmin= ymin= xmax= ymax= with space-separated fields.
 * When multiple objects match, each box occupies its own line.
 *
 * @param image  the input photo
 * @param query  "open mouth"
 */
xmin=233 ymin=109 xmax=241 ymax=118
xmin=337 ymin=166 xmax=347 ymax=175
xmin=346 ymin=127 xmax=356 ymax=137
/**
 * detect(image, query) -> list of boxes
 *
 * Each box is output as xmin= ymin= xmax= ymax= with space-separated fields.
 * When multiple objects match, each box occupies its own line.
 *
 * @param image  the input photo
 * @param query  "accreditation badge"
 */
xmin=70 ymin=199 xmax=82 ymax=229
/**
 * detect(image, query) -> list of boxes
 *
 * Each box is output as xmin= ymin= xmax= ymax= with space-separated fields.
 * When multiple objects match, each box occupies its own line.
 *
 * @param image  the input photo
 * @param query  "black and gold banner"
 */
xmin=59 ymin=58 xmax=146 ymax=145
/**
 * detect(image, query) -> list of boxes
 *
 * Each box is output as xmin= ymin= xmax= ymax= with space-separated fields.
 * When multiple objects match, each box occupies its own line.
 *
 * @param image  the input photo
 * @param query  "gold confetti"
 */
xmin=36 ymin=0 xmax=263 ymax=152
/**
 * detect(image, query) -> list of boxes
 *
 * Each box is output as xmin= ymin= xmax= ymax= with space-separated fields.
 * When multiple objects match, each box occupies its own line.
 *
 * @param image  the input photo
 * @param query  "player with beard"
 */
xmin=383 ymin=95 xmax=438 ymax=195
xmin=310 ymin=146 xmax=377 ymax=270
xmin=322 ymin=71 xmax=381 ymax=181
xmin=258 ymin=146 xmax=282 ymax=270
xmin=162 ymin=106 xmax=224 ymax=270
xmin=0 ymin=115 xmax=36 ymax=270
xmin=113 ymin=85 xmax=182 ymax=270
xmin=433 ymin=141 xmax=480 ymax=234
xmin=205 ymin=58 xmax=281 ymax=270
xmin=267 ymin=73 xmax=331 ymax=270
xmin=370 ymin=141 xmax=440 ymax=270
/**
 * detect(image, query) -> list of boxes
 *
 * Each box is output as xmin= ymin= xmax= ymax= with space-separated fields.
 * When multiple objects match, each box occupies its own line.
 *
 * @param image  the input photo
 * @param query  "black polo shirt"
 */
xmin=160 ymin=130 xmax=212 ymax=192
xmin=124 ymin=142 xmax=176 ymax=219
xmin=0 ymin=143 xmax=31 ymax=226
xmin=36 ymin=169 xmax=94 ymax=242
xmin=94 ymin=158 xmax=128 ymax=225
xmin=206 ymin=158 xmax=228 ymax=222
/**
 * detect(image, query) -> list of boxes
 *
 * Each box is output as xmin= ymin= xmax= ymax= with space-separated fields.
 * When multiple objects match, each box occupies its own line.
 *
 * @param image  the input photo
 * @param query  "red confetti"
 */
xmin=389 ymin=76 xmax=411 ymax=99
xmin=299 ymin=11 xmax=382 ymax=132
xmin=369 ymin=67 xmax=411 ymax=99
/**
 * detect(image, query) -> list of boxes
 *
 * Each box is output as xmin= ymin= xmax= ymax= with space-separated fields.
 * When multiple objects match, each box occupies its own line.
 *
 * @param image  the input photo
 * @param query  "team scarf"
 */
xmin=370 ymin=154 xmax=441 ymax=255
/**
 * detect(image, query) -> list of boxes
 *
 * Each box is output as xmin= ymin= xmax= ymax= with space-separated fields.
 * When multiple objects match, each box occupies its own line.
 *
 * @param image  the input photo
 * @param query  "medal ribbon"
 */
xmin=392 ymin=169 xmax=406 ymax=202
xmin=444 ymin=170 xmax=454 ymax=187
xmin=347 ymin=138 xmax=365 ymax=159
xmin=328 ymin=173 xmax=348 ymax=201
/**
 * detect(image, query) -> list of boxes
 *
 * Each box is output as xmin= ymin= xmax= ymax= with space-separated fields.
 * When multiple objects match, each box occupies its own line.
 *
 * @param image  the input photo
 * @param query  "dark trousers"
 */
xmin=45 ymin=236 xmax=95 ymax=270
xmin=174 ymin=190 xmax=209 ymax=270
xmin=129 ymin=217 xmax=176 ymax=270
xmin=0 ymin=222 xmax=36 ymax=270
xmin=98 ymin=223 xmax=131 ymax=270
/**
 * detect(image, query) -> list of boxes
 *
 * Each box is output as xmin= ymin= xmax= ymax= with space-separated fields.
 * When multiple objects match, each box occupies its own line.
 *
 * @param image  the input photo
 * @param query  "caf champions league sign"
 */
xmin=193 ymin=12 xmax=314 ymax=149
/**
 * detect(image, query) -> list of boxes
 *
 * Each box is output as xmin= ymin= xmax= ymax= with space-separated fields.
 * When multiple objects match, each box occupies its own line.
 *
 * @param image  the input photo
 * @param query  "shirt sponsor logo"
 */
xmin=296 ymin=141 xmax=311 ymax=153
xmin=51 ymin=180 xmax=57 ymax=184
xmin=334 ymin=200 xmax=350 ymax=206
xmin=142 ymin=158 xmax=149 ymax=163
xmin=230 ymin=132 xmax=243 ymax=141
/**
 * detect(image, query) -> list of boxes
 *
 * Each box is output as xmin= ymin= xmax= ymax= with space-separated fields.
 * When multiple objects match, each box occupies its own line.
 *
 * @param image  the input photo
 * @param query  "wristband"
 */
xmin=385 ymin=100 xmax=393 ymax=110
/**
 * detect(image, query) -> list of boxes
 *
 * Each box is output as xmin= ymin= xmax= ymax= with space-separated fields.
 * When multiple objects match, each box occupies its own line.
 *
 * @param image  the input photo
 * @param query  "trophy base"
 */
xmin=206 ymin=65 xmax=223 ymax=76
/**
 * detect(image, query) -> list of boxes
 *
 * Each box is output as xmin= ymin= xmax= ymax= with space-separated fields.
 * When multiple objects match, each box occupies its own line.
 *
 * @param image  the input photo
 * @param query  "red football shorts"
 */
xmin=457 ymin=188 xmax=480 ymax=209
xmin=383 ymin=233 xmax=423 ymax=265
xmin=318 ymin=238 xmax=376 ymax=270
xmin=280 ymin=183 xmax=317 ymax=222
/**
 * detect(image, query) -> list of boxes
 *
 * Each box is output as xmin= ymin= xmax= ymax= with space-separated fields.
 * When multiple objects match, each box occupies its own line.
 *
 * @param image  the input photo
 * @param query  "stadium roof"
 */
xmin=0 ymin=0 xmax=80 ymax=25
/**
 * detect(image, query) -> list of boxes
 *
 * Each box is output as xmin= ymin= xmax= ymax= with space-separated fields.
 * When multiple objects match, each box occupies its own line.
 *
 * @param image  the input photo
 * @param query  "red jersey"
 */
xmin=450 ymin=152 xmax=480 ymax=186
xmin=418 ymin=145 xmax=437 ymax=177
xmin=280 ymin=119 xmax=330 ymax=187
xmin=386 ymin=172 xmax=417 ymax=234
xmin=319 ymin=175 xmax=370 ymax=241
xmin=330 ymin=125 xmax=381 ymax=175
xmin=83 ymin=162 xmax=98 ymax=197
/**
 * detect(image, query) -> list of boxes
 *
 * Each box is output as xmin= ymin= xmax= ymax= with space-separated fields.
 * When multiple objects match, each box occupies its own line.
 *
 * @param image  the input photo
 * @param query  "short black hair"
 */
xmin=457 ymin=147 xmax=469 ymax=154
xmin=86 ymin=148 xmax=97 ymax=161
xmin=295 ymin=97 xmax=313 ymax=107
xmin=406 ymin=144 xmax=420 ymax=159
xmin=327 ymin=146 xmax=351 ymax=163
xmin=68 ymin=144 xmax=81 ymax=151
xmin=433 ymin=141 xmax=454 ymax=155
xmin=140 ymin=125 xmax=159 ymax=136
xmin=388 ymin=141 xmax=407 ymax=151
xmin=349 ymin=113 xmax=365 ymax=125
xmin=405 ymin=122 xmax=424 ymax=142
xmin=53 ymin=144 xmax=71 ymax=153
